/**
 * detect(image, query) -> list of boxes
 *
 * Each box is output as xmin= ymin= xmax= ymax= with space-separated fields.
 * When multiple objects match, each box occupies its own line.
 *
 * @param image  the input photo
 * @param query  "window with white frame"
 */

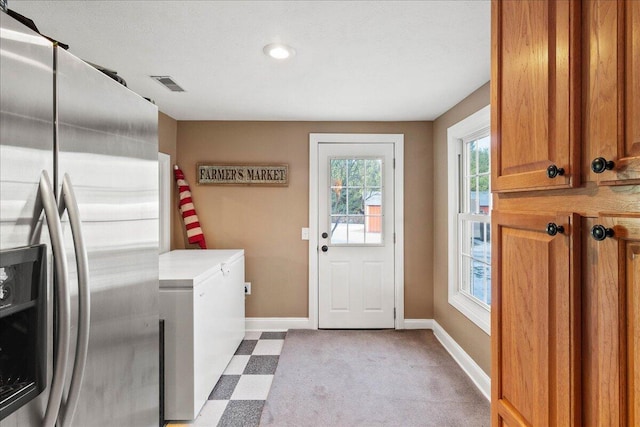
xmin=447 ymin=105 xmax=491 ymax=334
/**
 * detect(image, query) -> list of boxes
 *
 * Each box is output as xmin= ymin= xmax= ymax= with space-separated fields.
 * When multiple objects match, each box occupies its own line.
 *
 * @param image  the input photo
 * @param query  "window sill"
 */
xmin=448 ymin=291 xmax=491 ymax=335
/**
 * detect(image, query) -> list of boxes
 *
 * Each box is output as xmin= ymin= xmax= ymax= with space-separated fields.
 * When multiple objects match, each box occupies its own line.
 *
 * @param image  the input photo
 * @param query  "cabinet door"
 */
xmin=583 ymin=214 xmax=640 ymax=425
xmin=491 ymin=211 xmax=579 ymax=426
xmin=491 ymin=0 xmax=580 ymax=192
xmin=584 ymin=0 xmax=640 ymax=185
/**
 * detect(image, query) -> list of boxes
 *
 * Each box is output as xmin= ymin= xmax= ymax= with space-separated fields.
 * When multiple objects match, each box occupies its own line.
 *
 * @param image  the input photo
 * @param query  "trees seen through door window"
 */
xmin=329 ymin=157 xmax=383 ymax=245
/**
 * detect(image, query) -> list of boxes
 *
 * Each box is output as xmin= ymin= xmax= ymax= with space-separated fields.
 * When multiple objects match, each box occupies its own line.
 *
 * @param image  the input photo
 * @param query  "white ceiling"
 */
xmin=9 ymin=0 xmax=490 ymax=121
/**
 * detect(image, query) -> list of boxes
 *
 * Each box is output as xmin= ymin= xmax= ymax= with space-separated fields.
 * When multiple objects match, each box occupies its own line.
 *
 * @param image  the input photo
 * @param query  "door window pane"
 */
xmin=331 ymin=188 xmax=346 ymax=215
xmin=366 ymin=159 xmax=382 ymax=186
xmin=331 ymin=159 xmax=347 ymax=186
xmin=347 ymin=159 xmax=364 ymax=187
xmin=329 ymin=157 xmax=383 ymax=245
xmin=347 ymin=188 xmax=364 ymax=215
xmin=347 ymin=216 xmax=365 ymax=244
xmin=364 ymin=188 xmax=382 ymax=244
xmin=330 ymin=215 xmax=348 ymax=244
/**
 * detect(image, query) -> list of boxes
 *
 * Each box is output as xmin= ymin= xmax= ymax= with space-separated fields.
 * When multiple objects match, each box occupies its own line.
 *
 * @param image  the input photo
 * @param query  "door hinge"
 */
xmin=394 ymin=308 xmax=396 ymax=319
xmin=393 ymin=158 xmax=396 ymax=169
xmin=393 ymin=233 xmax=396 ymax=244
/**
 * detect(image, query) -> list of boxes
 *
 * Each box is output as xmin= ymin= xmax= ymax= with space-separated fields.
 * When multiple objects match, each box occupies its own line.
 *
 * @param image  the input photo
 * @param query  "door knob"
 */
xmin=591 ymin=157 xmax=615 ymax=174
xmin=321 ymin=245 xmax=328 ymax=252
xmin=546 ymin=164 xmax=565 ymax=179
xmin=590 ymin=224 xmax=614 ymax=241
xmin=546 ymin=223 xmax=564 ymax=236
xmin=321 ymin=232 xmax=328 ymax=239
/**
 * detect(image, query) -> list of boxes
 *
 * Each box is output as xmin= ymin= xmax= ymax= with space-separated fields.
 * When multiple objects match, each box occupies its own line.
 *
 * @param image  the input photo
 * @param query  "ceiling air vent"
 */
xmin=150 ymin=76 xmax=185 ymax=92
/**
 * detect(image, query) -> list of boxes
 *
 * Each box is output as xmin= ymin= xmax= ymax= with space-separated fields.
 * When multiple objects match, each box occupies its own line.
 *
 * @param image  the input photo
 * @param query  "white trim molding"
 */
xmin=245 ymin=317 xmax=312 ymax=332
xmin=308 ymin=133 xmax=405 ymax=330
xmin=432 ymin=320 xmax=491 ymax=401
xmin=447 ymin=105 xmax=491 ymax=334
xmin=403 ymin=319 xmax=434 ymax=330
xmin=158 ymin=152 xmax=171 ymax=254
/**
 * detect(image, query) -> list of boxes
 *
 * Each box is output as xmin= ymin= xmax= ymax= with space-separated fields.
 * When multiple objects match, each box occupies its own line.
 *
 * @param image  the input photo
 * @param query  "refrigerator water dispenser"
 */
xmin=0 ymin=245 xmax=47 ymax=421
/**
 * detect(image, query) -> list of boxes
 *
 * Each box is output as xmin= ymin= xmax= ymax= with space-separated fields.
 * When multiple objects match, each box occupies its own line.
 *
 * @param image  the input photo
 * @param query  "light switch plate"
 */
xmin=301 ymin=227 xmax=309 ymax=240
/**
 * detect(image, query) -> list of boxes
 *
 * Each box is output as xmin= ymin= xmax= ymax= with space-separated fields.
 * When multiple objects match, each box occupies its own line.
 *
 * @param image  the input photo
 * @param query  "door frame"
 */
xmin=309 ymin=133 xmax=404 ymax=329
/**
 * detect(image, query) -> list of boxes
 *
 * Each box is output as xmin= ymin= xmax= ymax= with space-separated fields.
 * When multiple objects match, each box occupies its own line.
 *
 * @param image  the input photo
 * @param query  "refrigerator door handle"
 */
xmin=34 ymin=171 xmax=72 ymax=427
xmin=57 ymin=174 xmax=91 ymax=427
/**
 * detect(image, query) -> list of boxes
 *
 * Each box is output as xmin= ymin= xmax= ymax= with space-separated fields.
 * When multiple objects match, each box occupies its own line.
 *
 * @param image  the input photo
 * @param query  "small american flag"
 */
xmin=173 ymin=165 xmax=207 ymax=249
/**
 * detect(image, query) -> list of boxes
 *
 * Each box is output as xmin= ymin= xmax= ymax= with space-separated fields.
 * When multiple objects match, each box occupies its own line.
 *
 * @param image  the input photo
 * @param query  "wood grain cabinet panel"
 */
xmin=491 ymin=0 xmax=580 ymax=192
xmin=491 ymin=211 xmax=579 ymax=427
xmin=584 ymin=0 xmax=640 ymax=185
xmin=582 ymin=214 xmax=640 ymax=425
xmin=493 ymin=1 xmax=640 ymax=425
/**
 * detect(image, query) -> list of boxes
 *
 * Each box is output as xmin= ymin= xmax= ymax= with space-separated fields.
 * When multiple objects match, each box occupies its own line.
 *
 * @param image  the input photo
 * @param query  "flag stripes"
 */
xmin=174 ymin=165 xmax=207 ymax=249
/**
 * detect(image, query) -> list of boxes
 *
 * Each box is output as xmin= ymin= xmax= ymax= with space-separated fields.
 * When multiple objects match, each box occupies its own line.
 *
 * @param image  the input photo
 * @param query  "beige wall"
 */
xmin=433 ymin=82 xmax=491 ymax=375
xmin=165 ymin=94 xmax=491 ymax=371
xmin=175 ymin=121 xmax=433 ymax=319
xmin=158 ymin=112 xmax=178 ymax=250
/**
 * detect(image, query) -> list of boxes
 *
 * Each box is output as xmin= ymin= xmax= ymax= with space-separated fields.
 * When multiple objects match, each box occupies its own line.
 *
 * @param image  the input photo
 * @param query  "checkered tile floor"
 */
xmin=166 ymin=331 xmax=285 ymax=427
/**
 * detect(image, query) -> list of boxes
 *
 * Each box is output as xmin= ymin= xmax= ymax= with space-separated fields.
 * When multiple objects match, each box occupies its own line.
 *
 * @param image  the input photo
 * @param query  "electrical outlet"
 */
xmin=244 ymin=282 xmax=251 ymax=295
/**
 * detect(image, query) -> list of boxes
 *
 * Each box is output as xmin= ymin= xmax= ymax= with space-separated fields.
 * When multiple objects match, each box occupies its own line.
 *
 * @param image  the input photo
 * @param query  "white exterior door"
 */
xmin=317 ymin=143 xmax=395 ymax=328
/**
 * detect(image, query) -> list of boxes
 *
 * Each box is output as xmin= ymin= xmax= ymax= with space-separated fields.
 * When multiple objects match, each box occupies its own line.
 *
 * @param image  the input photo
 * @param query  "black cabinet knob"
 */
xmin=546 ymin=223 xmax=565 ymax=236
xmin=590 ymin=225 xmax=614 ymax=241
xmin=546 ymin=164 xmax=565 ymax=179
xmin=321 ymin=245 xmax=329 ymax=252
xmin=591 ymin=157 xmax=615 ymax=174
xmin=321 ymin=232 xmax=328 ymax=239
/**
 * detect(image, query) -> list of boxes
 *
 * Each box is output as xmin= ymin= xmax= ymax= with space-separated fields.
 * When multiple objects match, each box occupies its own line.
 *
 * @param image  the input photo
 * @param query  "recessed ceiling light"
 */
xmin=263 ymin=43 xmax=295 ymax=60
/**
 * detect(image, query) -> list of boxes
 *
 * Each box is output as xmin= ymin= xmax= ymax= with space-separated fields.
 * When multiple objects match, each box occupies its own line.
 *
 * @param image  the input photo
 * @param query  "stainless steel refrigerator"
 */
xmin=1 ymin=12 xmax=159 ymax=426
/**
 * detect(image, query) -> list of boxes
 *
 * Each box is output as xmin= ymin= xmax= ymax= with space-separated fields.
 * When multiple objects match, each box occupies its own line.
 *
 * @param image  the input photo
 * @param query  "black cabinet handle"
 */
xmin=321 ymin=245 xmax=329 ymax=252
xmin=591 ymin=157 xmax=615 ymax=174
xmin=546 ymin=164 xmax=565 ymax=179
xmin=321 ymin=232 xmax=328 ymax=239
xmin=590 ymin=224 xmax=614 ymax=241
xmin=546 ymin=223 xmax=565 ymax=236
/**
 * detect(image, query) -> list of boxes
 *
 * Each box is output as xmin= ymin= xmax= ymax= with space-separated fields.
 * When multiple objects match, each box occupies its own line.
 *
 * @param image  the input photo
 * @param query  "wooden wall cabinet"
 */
xmin=491 ymin=0 xmax=581 ymax=192
xmin=491 ymin=211 xmax=578 ymax=426
xmin=583 ymin=0 xmax=640 ymax=185
xmin=582 ymin=215 xmax=640 ymax=426
xmin=492 ymin=1 xmax=639 ymax=426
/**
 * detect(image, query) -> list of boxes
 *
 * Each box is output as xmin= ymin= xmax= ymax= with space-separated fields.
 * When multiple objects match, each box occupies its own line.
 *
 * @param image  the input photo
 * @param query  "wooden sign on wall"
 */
xmin=197 ymin=164 xmax=289 ymax=186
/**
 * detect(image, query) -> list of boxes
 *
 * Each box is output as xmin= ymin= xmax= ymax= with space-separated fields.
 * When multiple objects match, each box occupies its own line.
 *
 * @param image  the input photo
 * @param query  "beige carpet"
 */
xmin=259 ymin=329 xmax=489 ymax=427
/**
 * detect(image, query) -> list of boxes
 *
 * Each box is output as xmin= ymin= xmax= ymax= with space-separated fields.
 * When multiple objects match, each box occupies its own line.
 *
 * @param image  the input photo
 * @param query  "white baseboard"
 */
xmin=432 ymin=320 xmax=491 ymax=401
xmin=245 ymin=317 xmax=312 ymax=332
xmin=403 ymin=318 xmax=434 ymax=329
